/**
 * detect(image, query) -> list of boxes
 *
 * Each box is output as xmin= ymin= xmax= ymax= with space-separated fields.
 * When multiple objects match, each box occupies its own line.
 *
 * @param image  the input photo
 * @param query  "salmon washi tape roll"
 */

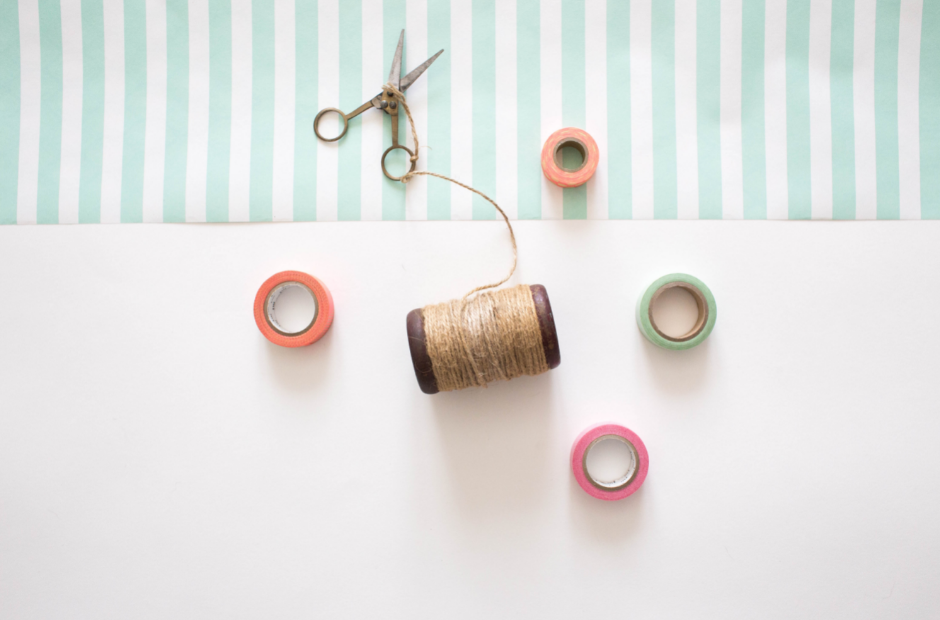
xmin=571 ymin=423 xmax=649 ymax=501
xmin=541 ymin=127 xmax=600 ymax=188
xmin=254 ymin=271 xmax=334 ymax=348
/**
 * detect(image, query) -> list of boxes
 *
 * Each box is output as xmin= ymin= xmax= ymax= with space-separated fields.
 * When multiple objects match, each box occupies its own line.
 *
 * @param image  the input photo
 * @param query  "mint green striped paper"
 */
xmin=1 ymin=0 xmax=937 ymax=224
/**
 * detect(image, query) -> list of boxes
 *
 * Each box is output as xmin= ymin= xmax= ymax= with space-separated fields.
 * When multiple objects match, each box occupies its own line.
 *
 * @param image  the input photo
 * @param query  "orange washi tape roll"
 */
xmin=253 ymin=271 xmax=334 ymax=347
xmin=540 ymin=127 xmax=600 ymax=188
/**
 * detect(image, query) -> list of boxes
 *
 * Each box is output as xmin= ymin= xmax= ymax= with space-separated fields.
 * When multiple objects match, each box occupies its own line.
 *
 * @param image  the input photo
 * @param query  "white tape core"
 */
xmin=265 ymin=282 xmax=318 ymax=335
xmin=585 ymin=435 xmax=638 ymax=490
xmin=651 ymin=285 xmax=700 ymax=339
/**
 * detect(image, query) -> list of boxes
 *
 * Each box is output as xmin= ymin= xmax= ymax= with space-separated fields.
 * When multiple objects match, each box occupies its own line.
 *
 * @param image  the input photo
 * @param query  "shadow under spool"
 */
xmin=406 ymin=284 xmax=561 ymax=394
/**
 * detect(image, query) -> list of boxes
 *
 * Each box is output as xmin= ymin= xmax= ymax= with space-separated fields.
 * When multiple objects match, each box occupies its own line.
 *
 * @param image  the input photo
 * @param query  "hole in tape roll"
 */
xmin=649 ymin=282 xmax=708 ymax=342
xmin=264 ymin=282 xmax=319 ymax=336
xmin=554 ymin=139 xmax=587 ymax=172
xmin=584 ymin=435 xmax=638 ymax=491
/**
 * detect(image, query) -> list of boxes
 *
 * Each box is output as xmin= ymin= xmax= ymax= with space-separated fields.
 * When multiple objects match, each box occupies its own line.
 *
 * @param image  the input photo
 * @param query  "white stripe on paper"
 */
xmin=59 ymin=0 xmax=83 ymax=224
xmin=142 ymin=0 xmax=167 ymax=222
xmin=185 ymin=0 xmax=210 ymax=222
xmin=16 ymin=0 xmax=41 ymax=225
xmin=406 ymin=0 xmax=428 ymax=221
xmin=898 ymin=0 xmax=923 ymax=220
xmin=360 ymin=0 xmax=383 ymax=221
xmin=229 ymin=0 xmax=253 ymax=222
xmin=495 ymin=0 xmax=518 ymax=219
xmin=450 ymin=0 xmax=472 ymax=220
xmin=272 ymin=0 xmax=296 ymax=221
xmin=100 ymin=0 xmax=124 ymax=224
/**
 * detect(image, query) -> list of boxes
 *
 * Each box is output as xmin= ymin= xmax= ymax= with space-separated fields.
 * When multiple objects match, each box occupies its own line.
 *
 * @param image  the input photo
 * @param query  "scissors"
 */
xmin=313 ymin=30 xmax=443 ymax=181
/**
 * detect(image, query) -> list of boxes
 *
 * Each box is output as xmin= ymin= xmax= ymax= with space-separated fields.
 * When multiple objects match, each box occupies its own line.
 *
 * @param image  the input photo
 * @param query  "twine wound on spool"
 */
xmin=408 ymin=285 xmax=560 ymax=394
xmin=385 ymin=84 xmax=561 ymax=394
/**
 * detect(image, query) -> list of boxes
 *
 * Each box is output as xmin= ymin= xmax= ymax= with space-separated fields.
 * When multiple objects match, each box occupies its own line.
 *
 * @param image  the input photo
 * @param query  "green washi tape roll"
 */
xmin=636 ymin=273 xmax=716 ymax=350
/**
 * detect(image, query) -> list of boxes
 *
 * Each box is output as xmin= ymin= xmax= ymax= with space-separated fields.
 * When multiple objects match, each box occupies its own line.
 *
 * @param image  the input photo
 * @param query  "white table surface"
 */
xmin=2 ymin=221 xmax=939 ymax=618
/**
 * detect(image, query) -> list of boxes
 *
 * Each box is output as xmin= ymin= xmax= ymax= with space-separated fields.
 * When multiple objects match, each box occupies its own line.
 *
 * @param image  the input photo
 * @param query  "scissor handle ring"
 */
xmin=381 ymin=145 xmax=417 ymax=181
xmin=313 ymin=108 xmax=348 ymax=142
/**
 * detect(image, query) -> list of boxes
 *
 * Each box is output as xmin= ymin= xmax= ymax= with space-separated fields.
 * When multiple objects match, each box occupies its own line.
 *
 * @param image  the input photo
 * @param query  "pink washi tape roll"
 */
xmin=570 ymin=423 xmax=649 ymax=501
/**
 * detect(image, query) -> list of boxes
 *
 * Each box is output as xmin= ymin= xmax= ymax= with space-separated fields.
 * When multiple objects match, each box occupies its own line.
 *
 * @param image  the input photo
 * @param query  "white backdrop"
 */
xmin=2 ymin=221 xmax=939 ymax=618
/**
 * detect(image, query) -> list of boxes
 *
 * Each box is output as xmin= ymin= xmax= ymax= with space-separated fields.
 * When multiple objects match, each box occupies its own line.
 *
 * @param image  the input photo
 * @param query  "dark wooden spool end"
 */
xmin=405 ymin=284 xmax=561 ymax=394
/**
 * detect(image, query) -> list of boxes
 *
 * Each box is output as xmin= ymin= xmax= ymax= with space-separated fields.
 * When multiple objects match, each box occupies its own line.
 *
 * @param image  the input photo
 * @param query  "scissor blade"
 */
xmin=401 ymin=49 xmax=444 ymax=91
xmin=387 ymin=30 xmax=404 ymax=89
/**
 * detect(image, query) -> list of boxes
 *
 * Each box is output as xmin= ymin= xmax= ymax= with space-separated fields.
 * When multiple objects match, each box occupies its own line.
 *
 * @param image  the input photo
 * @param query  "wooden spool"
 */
xmin=405 ymin=284 xmax=561 ymax=394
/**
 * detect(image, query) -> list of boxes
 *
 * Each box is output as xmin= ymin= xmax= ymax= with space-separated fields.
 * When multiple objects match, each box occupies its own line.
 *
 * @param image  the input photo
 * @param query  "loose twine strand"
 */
xmin=384 ymin=83 xmax=548 ymax=390
xmin=384 ymin=83 xmax=517 ymax=299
